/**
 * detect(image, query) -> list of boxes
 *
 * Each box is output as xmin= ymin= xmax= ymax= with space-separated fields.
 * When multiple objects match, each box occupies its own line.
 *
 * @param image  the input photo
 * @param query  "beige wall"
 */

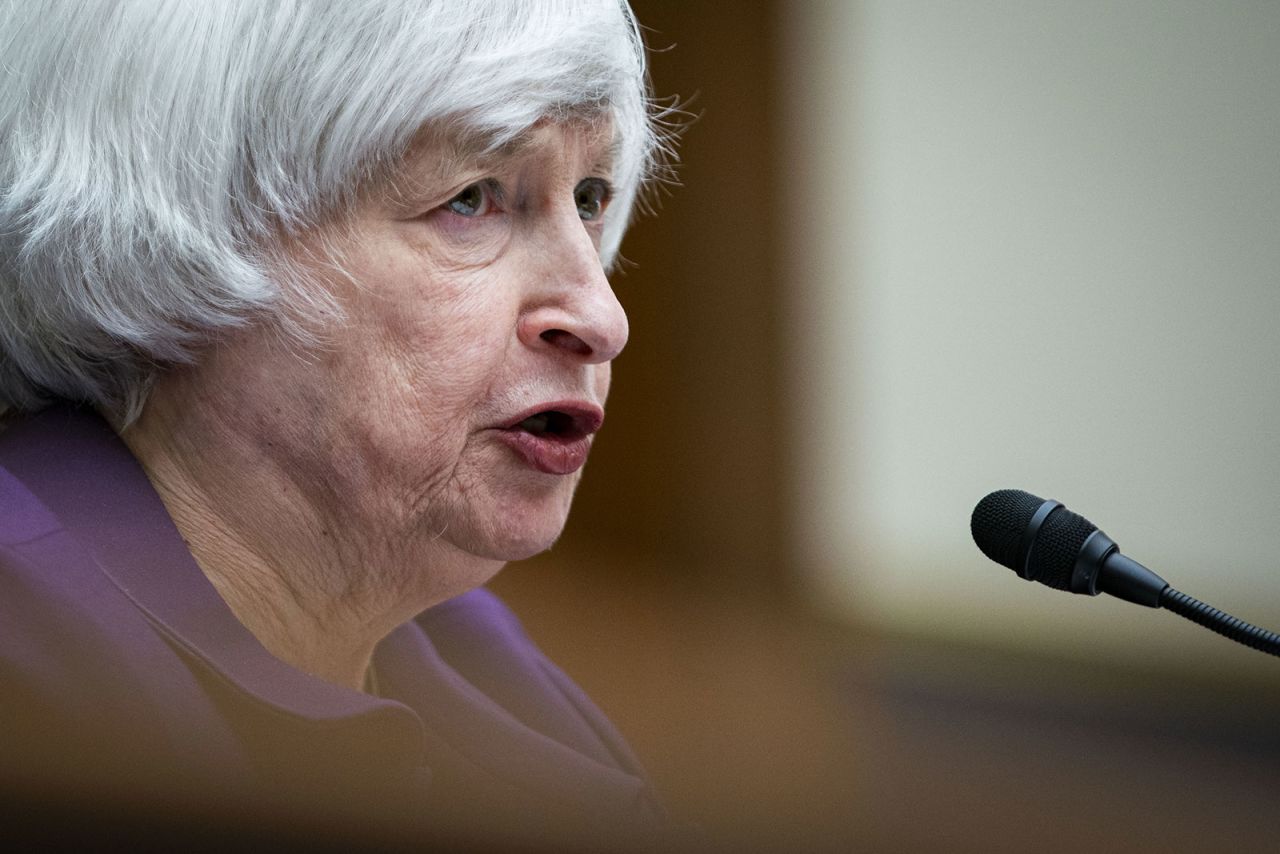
xmin=786 ymin=0 xmax=1280 ymax=674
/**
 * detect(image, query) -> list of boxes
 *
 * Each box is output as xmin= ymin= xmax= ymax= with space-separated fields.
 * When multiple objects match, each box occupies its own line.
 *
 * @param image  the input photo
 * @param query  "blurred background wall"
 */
xmin=492 ymin=2 xmax=1280 ymax=850
xmin=789 ymin=0 xmax=1280 ymax=682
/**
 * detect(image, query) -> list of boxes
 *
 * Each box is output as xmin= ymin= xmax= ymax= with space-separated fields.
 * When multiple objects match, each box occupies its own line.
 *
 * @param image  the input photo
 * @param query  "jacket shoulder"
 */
xmin=0 ymin=465 xmax=62 ymax=546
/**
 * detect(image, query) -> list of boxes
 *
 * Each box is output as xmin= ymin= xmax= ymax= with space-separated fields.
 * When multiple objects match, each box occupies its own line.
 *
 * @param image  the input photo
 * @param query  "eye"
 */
xmin=444 ymin=181 xmax=496 ymax=217
xmin=574 ymin=178 xmax=613 ymax=222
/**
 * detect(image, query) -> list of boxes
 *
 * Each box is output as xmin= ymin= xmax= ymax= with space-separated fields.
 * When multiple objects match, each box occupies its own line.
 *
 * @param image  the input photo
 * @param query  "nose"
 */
xmin=517 ymin=213 xmax=629 ymax=365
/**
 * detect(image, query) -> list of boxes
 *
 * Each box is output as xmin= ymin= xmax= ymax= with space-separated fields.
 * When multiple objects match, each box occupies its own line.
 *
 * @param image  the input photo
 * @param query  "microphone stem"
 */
xmin=1159 ymin=588 xmax=1280 ymax=658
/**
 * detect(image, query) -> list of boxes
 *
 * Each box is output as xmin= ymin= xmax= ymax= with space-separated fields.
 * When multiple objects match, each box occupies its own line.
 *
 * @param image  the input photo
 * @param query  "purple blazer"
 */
xmin=0 ymin=406 xmax=665 ymax=846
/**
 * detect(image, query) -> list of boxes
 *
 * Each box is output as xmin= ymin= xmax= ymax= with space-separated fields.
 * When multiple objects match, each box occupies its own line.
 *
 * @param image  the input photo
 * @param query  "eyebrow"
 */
xmin=451 ymin=130 xmax=538 ymax=168
xmin=442 ymin=118 xmax=619 ymax=176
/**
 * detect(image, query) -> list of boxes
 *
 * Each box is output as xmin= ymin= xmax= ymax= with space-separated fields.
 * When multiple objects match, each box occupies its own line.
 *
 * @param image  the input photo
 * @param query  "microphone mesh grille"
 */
xmin=970 ymin=489 xmax=1043 ymax=570
xmin=1032 ymin=506 xmax=1096 ymax=590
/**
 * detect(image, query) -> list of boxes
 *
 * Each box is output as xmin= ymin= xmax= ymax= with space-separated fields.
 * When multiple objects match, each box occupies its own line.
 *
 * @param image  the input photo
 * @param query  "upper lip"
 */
xmin=498 ymin=400 xmax=605 ymax=437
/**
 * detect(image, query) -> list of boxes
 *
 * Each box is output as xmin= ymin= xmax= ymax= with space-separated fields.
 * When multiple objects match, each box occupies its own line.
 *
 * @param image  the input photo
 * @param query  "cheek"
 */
xmin=351 ymin=246 xmax=509 ymax=374
xmin=319 ymin=231 xmax=519 ymax=447
xmin=391 ymin=286 xmax=513 ymax=390
xmin=351 ymin=287 xmax=516 ymax=456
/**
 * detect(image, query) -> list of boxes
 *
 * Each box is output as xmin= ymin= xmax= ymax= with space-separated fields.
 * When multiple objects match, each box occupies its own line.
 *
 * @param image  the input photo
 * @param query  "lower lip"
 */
xmin=496 ymin=429 xmax=594 ymax=475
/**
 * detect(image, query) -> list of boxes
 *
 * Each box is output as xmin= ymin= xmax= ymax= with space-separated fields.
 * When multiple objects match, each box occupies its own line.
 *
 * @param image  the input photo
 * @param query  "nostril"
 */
xmin=539 ymin=329 xmax=592 ymax=356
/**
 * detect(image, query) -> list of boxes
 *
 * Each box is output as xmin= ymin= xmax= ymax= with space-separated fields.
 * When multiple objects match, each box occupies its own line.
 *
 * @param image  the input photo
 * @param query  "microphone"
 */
xmin=971 ymin=488 xmax=1280 ymax=658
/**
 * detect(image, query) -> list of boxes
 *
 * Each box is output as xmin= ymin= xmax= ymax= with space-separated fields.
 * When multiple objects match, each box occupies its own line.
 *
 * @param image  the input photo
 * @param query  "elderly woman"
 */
xmin=0 ymin=0 xmax=670 ymax=847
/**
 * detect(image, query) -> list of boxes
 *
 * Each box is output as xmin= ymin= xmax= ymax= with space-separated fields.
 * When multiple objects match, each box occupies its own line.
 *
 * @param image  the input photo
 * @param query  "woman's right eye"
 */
xmin=444 ymin=182 xmax=493 ymax=217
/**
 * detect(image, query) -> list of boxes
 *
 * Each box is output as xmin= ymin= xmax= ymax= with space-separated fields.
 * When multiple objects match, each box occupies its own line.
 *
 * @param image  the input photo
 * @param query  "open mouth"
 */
xmin=516 ymin=410 xmax=585 ymax=440
xmin=505 ymin=404 xmax=603 ymax=442
xmin=497 ymin=403 xmax=603 ymax=475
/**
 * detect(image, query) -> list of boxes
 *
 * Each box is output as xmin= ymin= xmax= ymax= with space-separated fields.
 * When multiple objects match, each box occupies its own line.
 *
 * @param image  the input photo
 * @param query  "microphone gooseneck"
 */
xmin=1158 ymin=588 xmax=1280 ymax=657
xmin=970 ymin=488 xmax=1280 ymax=658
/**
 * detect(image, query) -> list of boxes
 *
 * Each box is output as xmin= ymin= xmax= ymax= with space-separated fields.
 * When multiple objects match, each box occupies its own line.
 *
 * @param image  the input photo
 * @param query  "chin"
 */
xmin=463 ymin=503 xmax=573 ymax=563
xmin=476 ymin=528 xmax=566 ymax=563
xmin=498 ymin=536 xmax=563 ymax=563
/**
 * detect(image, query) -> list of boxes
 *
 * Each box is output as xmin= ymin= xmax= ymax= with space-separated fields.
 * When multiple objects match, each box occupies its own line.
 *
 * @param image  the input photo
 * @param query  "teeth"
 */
xmin=519 ymin=413 xmax=550 ymax=434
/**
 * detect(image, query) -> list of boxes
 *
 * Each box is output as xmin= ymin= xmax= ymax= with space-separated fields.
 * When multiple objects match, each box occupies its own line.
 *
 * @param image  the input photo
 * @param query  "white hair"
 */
xmin=0 ymin=0 xmax=667 ymax=424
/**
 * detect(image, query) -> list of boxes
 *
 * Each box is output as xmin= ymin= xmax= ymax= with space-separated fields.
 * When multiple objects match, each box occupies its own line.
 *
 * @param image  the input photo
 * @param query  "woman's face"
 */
xmin=263 ymin=120 xmax=628 ymax=570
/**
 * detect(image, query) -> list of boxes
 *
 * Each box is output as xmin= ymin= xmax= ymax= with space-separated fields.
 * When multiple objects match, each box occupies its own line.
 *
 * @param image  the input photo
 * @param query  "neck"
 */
xmin=120 ymin=372 xmax=502 ymax=691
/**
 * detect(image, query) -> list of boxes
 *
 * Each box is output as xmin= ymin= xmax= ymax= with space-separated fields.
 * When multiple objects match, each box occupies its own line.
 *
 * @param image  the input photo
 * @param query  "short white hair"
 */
xmin=0 ymin=0 xmax=666 ymax=424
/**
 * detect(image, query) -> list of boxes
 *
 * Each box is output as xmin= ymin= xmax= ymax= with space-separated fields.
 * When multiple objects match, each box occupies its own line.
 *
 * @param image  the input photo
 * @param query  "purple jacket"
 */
xmin=0 ymin=405 xmax=664 ymax=845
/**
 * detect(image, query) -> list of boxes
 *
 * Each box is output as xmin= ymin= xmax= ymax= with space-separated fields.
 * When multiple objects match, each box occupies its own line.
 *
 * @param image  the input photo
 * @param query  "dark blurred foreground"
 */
xmin=494 ymin=549 xmax=1280 ymax=853
xmin=5 ymin=546 xmax=1279 ymax=852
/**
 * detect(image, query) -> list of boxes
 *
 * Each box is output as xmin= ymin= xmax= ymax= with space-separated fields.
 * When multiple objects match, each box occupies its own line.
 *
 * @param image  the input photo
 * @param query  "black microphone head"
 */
xmin=971 ymin=489 xmax=1098 ymax=590
xmin=970 ymin=489 xmax=1042 ymax=569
